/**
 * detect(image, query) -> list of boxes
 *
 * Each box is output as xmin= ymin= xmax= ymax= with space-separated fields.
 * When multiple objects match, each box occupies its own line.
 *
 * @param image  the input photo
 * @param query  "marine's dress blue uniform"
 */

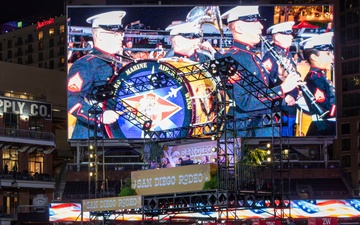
xmin=262 ymin=44 xmax=299 ymax=136
xmin=68 ymin=49 xmax=120 ymax=139
xmin=221 ymin=41 xmax=285 ymax=137
xmin=304 ymin=67 xmax=336 ymax=136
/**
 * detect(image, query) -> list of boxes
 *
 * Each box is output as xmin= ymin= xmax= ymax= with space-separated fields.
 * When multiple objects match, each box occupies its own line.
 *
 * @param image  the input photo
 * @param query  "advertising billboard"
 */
xmin=131 ymin=163 xmax=217 ymax=195
xmin=49 ymin=199 xmax=360 ymax=222
xmin=49 ymin=203 xmax=89 ymax=222
xmin=67 ymin=5 xmax=335 ymax=140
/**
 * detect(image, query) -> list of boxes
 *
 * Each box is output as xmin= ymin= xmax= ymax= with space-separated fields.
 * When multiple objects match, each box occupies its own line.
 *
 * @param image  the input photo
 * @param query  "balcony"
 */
xmin=0 ymin=172 xmax=54 ymax=189
xmin=0 ymin=127 xmax=55 ymax=146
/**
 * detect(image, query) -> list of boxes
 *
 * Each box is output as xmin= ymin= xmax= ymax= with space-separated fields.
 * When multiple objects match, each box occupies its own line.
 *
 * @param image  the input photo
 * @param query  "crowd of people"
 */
xmin=148 ymin=154 xmax=214 ymax=169
xmin=67 ymin=6 xmax=335 ymax=139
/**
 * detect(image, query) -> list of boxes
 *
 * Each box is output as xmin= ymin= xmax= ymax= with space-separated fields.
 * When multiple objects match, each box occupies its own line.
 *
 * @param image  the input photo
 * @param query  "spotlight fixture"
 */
xmin=143 ymin=120 xmax=152 ymax=131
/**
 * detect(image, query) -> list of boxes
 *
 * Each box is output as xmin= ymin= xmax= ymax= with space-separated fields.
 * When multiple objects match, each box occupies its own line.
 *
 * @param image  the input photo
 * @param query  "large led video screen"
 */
xmin=67 ymin=5 xmax=335 ymax=140
xmin=49 ymin=199 xmax=360 ymax=222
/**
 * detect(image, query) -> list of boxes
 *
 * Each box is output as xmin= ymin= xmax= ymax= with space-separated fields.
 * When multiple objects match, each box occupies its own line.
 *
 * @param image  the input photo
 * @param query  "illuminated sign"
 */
xmin=50 ymin=199 xmax=360 ymax=222
xmin=82 ymin=195 xmax=142 ymax=212
xmin=0 ymin=96 xmax=52 ymax=119
xmin=308 ymin=217 xmax=338 ymax=225
xmin=36 ymin=18 xmax=54 ymax=29
xmin=131 ymin=163 xmax=217 ymax=195
xmin=49 ymin=203 xmax=89 ymax=222
xmin=67 ymin=5 xmax=335 ymax=140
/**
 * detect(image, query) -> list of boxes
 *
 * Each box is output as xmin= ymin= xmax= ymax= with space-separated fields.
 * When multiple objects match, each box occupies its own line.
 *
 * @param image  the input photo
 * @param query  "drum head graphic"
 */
xmin=104 ymin=59 xmax=200 ymax=139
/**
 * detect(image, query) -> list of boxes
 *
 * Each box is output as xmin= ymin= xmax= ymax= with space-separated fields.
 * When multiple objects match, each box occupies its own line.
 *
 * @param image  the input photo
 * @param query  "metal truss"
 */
xmin=87 ymin=56 xmax=290 ymax=222
xmin=87 ymin=103 xmax=106 ymax=199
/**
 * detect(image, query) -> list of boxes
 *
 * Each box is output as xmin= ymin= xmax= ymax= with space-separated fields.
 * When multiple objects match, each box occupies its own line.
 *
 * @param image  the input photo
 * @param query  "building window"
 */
xmin=342 ymin=155 xmax=351 ymax=168
xmin=38 ymin=31 xmax=44 ymax=40
xmin=342 ymin=77 xmax=360 ymax=91
xmin=16 ymin=37 xmax=23 ymax=46
xmin=29 ymin=151 xmax=43 ymax=175
xmin=4 ymin=113 xmax=19 ymax=130
xmin=39 ymin=41 xmax=44 ymax=50
xmin=27 ymin=55 xmax=33 ymax=64
xmin=49 ymin=38 xmax=54 ymax=48
xmin=38 ymin=52 xmax=43 ymax=61
xmin=59 ymin=46 xmax=65 ymax=55
xmin=7 ymin=50 xmax=12 ymax=58
xmin=344 ymin=109 xmax=360 ymax=117
xmin=341 ymin=45 xmax=359 ymax=59
xmin=49 ymin=49 xmax=54 ymax=58
xmin=60 ymin=57 xmax=65 ymax=66
xmin=17 ymin=57 xmax=22 ymax=64
xmin=27 ymin=33 xmax=33 ymax=43
xmin=2 ymin=146 xmax=19 ymax=175
xmin=49 ymin=28 xmax=55 ymax=37
xmin=49 ymin=60 xmax=54 ymax=69
xmin=26 ymin=44 xmax=33 ymax=54
xmin=343 ymin=93 xmax=360 ymax=108
xmin=346 ymin=26 xmax=360 ymax=42
xmin=29 ymin=116 xmax=44 ymax=132
xmin=341 ymin=123 xmax=351 ymax=135
xmin=59 ymin=25 xmax=65 ymax=34
xmin=59 ymin=35 xmax=66 ymax=45
xmin=342 ymin=60 xmax=360 ymax=75
xmin=341 ymin=138 xmax=351 ymax=151
xmin=0 ymin=42 xmax=2 ymax=51
xmin=7 ymin=39 xmax=12 ymax=48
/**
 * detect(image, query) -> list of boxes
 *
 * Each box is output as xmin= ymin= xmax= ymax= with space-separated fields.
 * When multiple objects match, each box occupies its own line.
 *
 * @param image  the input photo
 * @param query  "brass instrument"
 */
xmin=186 ymin=6 xmax=223 ymax=38
xmin=186 ymin=6 xmax=224 ymax=54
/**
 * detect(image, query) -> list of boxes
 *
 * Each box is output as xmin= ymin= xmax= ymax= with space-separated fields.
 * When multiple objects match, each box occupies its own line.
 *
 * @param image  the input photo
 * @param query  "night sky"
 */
xmin=0 ymin=0 xmax=65 ymax=24
xmin=1 ymin=2 xmax=275 ymax=31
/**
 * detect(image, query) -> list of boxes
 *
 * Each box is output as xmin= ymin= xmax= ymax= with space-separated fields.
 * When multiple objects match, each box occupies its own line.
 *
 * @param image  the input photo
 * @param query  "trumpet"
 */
xmin=260 ymin=35 xmax=329 ymax=118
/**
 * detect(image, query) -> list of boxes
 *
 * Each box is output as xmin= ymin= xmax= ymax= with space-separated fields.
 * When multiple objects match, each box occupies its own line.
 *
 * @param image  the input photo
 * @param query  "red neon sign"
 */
xmin=36 ymin=18 xmax=54 ymax=29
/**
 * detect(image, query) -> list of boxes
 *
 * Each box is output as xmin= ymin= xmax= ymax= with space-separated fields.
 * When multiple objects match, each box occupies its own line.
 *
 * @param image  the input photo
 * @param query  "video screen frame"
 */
xmin=67 ymin=5 xmax=335 ymax=140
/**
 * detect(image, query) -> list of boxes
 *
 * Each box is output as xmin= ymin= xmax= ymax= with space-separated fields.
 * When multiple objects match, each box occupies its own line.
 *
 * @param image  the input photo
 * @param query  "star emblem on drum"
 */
xmin=122 ymin=92 xmax=182 ymax=129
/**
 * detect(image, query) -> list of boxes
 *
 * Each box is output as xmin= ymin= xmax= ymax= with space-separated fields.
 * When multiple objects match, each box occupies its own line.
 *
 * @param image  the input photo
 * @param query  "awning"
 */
xmin=293 ymin=20 xmax=319 ymax=29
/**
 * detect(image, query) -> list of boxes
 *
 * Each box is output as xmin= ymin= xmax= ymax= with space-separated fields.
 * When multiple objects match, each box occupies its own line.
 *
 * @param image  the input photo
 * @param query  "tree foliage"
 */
xmin=203 ymin=170 xmax=218 ymax=190
xmin=241 ymin=147 xmax=268 ymax=165
xmin=118 ymin=178 xmax=136 ymax=196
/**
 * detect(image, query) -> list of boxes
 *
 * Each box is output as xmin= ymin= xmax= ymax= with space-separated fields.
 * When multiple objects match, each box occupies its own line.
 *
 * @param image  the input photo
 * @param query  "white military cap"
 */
xmin=166 ymin=21 xmax=203 ymax=37
xmin=221 ymin=6 xmax=265 ymax=23
xmin=86 ymin=11 xmax=126 ymax=31
xmin=267 ymin=21 xmax=295 ymax=35
xmin=300 ymin=32 xmax=334 ymax=50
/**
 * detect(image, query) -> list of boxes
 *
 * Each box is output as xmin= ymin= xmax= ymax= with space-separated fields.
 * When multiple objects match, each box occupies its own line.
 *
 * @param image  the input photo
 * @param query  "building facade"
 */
xmin=1 ymin=0 xmax=360 ymax=223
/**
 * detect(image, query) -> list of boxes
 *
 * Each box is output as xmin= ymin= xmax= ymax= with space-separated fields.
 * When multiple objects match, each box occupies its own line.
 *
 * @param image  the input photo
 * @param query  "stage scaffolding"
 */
xmin=86 ymin=56 xmax=291 ymax=224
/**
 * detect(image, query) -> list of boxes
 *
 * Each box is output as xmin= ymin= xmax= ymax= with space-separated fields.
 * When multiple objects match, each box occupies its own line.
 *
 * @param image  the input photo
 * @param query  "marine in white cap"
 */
xmin=164 ymin=20 xmax=217 ymax=62
xmin=299 ymin=32 xmax=335 ymax=136
xmin=218 ymin=6 xmax=303 ymax=137
xmin=86 ymin=11 xmax=126 ymax=55
xmin=300 ymin=32 xmax=334 ymax=51
xmin=67 ymin=11 xmax=127 ymax=139
xmin=221 ymin=6 xmax=265 ymax=46
xmin=262 ymin=21 xmax=298 ymax=137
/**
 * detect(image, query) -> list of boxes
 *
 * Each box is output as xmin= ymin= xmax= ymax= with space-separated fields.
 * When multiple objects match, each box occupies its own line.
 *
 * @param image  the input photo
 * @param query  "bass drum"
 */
xmin=161 ymin=58 xmax=225 ymax=137
xmin=104 ymin=59 xmax=222 ymax=139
